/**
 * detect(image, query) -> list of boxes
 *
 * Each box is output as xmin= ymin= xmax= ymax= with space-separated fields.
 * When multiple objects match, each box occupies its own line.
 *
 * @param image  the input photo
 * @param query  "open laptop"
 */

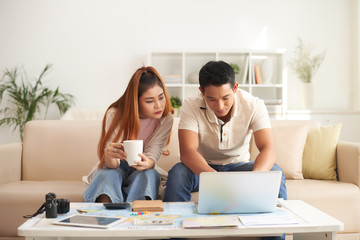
xmin=197 ymin=171 xmax=281 ymax=214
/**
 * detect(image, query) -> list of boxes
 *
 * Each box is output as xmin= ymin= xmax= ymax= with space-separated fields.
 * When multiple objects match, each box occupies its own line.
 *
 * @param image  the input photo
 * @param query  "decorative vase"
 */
xmin=260 ymin=59 xmax=273 ymax=84
xmin=173 ymin=108 xmax=180 ymax=117
xmin=301 ymin=82 xmax=314 ymax=110
xmin=188 ymin=72 xmax=198 ymax=84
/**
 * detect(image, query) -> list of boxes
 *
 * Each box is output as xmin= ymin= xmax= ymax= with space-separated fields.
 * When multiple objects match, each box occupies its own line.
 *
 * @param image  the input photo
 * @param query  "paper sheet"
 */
xmin=239 ymin=208 xmax=300 ymax=226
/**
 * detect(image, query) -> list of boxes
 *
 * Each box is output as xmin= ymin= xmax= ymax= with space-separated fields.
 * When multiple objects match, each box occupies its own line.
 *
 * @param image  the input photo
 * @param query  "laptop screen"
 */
xmin=197 ymin=171 xmax=281 ymax=214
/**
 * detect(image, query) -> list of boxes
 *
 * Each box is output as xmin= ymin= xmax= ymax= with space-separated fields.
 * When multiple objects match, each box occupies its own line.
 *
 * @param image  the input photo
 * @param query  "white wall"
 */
xmin=0 ymin=0 xmax=359 ymax=143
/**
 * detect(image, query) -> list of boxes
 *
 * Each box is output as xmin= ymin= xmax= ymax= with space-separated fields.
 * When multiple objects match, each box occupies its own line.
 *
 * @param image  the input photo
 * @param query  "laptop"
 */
xmin=197 ymin=171 xmax=281 ymax=214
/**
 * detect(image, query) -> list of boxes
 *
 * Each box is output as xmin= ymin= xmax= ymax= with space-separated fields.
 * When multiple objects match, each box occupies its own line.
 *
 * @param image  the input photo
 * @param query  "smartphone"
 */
xmin=103 ymin=202 xmax=130 ymax=210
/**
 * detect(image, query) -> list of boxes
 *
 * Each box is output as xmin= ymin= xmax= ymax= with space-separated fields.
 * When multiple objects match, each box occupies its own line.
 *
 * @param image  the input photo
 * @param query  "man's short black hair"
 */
xmin=199 ymin=61 xmax=235 ymax=91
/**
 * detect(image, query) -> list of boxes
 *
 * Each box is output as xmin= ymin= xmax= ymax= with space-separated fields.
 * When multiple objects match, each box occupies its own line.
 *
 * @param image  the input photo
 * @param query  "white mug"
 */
xmin=123 ymin=140 xmax=143 ymax=165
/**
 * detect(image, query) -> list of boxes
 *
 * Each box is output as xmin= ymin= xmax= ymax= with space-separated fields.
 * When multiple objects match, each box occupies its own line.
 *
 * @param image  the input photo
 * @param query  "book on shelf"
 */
xmin=251 ymin=65 xmax=256 ymax=84
xmin=241 ymin=56 xmax=249 ymax=84
xmin=254 ymin=65 xmax=261 ymax=84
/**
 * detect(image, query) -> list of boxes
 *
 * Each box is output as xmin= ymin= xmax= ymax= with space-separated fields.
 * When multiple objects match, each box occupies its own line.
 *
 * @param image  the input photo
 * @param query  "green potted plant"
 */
xmin=170 ymin=96 xmax=182 ymax=117
xmin=230 ymin=63 xmax=240 ymax=75
xmin=0 ymin=64 xmax=75 ymax=141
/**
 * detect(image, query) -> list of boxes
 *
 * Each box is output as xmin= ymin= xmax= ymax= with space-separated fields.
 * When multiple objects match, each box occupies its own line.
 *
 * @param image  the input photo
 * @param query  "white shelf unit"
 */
xmin=148 ymin=50 xmax=287 ymax=119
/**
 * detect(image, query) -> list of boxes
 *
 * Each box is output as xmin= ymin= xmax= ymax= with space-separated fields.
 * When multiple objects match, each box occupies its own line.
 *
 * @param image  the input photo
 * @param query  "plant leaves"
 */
xmin=0 ymin=64 xmax=75 ymax=140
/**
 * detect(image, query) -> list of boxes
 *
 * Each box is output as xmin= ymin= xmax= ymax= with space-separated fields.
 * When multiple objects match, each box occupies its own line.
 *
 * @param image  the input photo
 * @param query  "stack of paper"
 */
xmin=182 ymin=215 xmax=240 ymax=228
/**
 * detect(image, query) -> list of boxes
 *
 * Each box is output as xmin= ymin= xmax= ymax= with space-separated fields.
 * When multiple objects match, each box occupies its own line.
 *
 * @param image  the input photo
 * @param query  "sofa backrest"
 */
xmin=22 ymin=120 xmax=101 ymax=181
xmin=21 ymin=118 xmax=317 ymax=181
xmin=21 ymin=119 xmax=179 ymax=181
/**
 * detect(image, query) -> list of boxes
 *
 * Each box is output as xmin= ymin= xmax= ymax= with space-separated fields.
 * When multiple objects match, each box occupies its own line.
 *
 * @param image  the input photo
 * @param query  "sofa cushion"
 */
xmin=0 ymin=143 xmax=22 ymax=184
xmin=22 ymin=120 xmax=101 ymax=181
xmin=271 ymin=124 xmax=309 ymax=179
xmin=250 ymin=124 xmax=309 ymax=180
xmin=286 ymin=179 xmax=360 ymax=232
xmin=0 ymin=180 xmax=87 ymax=237
xmin=302 ymin=124 xmax=342 ymax=180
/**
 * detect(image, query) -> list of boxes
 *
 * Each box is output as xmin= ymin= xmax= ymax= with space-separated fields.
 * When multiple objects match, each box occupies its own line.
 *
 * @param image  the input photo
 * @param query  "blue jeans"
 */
xmin=164 ymin=161 xmax=287 ymax=240
xmin=164 ymin=160 xmax=287 ymax=202
xmin=83 ymin=160 xmax=160 ymax=202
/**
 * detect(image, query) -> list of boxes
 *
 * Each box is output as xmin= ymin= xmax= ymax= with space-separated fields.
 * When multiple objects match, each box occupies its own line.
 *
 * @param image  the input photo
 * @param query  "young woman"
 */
xmin=83 ymin=66 xmax=174 ymax=203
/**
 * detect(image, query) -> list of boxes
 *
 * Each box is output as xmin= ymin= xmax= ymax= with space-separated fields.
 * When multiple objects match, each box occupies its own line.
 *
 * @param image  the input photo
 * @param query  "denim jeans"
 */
xmin=83 ymin=160 xmax=160 ymax=202
xmin=164 ymin=160 xmax=287 ymax=202
xmin=164 ymin=161 xmax=287 ymax=240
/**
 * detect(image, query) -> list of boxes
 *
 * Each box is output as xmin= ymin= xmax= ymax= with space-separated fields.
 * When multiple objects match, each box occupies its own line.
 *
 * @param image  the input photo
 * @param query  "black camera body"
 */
xmin=23 ymin=192 xmax=70 ymax=219
xmin=45 ymin=193 xmax=70 ymax=218
xmin=45 ymin=193 xmax=57 ymax=218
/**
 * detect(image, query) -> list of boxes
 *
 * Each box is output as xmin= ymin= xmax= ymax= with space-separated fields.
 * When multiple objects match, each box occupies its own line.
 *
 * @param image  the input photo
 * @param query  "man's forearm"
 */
xmin=180 ymin=151 xmax=216 ymax=176
xmin=253 ymin=147 xmax=276 ymax=171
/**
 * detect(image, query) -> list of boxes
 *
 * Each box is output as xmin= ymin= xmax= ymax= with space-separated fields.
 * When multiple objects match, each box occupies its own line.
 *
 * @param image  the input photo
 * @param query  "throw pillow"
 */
xmin=250 ymin=124 xmax=309 ymax=180
xmin=302 ymin=124 xmax=342 ymax=180
xmin=271 ymin=124 xmax=309 ymax=180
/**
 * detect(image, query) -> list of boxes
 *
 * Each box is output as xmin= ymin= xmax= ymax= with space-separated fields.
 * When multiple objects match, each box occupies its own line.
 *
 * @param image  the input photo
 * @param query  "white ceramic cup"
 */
xmin=123 ymin=140 xmax=143 ymax=165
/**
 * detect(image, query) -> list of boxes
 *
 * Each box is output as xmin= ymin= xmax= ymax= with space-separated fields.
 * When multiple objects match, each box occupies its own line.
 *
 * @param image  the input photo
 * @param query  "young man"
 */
xmin=164 ymin=60 xmax=287 ymax=202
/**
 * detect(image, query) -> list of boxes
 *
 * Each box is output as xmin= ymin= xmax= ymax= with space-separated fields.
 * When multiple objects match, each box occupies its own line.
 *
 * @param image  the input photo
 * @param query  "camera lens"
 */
xmin=56 ymin=198 xmax=70 ymax=214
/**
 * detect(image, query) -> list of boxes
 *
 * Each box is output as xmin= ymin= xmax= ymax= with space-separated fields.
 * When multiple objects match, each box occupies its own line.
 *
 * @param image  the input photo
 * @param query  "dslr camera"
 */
xmin=24 ymin=192 xmax=70 ymax=219
xmin=45 ymin=193 xmax=70 ymax=218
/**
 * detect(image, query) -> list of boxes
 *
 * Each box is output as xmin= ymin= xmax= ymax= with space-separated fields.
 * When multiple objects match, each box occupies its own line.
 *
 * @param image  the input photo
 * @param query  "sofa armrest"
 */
xmin=0 ymin=142 xmax=22 ymax=184
xmin=337 ymin=141 xmax=360 ymax=187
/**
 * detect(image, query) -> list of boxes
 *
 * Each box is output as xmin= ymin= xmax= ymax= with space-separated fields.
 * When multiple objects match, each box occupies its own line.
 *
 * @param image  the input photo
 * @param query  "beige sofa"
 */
xmin=1 ymin=118 xmax=360 ymax=239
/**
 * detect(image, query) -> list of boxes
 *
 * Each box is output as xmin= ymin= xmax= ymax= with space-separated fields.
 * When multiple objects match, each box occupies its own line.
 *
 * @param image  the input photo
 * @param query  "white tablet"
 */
xmin=52 ymin=214 xmax=127 ymax=228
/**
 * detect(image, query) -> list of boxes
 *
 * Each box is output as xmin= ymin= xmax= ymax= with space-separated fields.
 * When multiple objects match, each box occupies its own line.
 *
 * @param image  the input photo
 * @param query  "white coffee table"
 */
xmin=18 ymin=200 xmax=343 ymax=240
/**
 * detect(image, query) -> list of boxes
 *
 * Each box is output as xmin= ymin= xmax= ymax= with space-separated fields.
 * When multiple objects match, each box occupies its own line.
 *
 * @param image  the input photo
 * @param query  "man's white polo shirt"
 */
xmin=179 ymin=89 xmax=271 ymax=165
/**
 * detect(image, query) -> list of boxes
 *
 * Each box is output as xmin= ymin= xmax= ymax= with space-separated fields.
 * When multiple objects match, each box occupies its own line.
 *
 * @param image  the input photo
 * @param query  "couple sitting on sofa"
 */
xmin=83 ymin=61 xmax=287 ymax=209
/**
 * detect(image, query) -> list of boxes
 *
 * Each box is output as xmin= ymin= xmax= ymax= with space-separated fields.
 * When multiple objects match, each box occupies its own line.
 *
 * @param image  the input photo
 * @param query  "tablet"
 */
xmin=52 ymin=214 xmax=127 ymax=228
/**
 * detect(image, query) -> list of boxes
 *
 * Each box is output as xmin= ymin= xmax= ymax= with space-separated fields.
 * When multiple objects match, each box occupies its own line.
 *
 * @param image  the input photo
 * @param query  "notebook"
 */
xmin=197 ymin=171 xmax=281 ymax=214
xmin=132 ymin=200 xmax=164 ymax=212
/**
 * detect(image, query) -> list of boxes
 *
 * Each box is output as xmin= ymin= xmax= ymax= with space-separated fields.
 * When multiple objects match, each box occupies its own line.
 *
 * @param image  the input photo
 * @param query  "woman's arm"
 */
xmin=102 ymin=108 xmax=126 ymax=169
xmin=103 ymin=142 xmax=126 ymax=168
xmin=143 ymin=115 xmax=174 ymax=164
